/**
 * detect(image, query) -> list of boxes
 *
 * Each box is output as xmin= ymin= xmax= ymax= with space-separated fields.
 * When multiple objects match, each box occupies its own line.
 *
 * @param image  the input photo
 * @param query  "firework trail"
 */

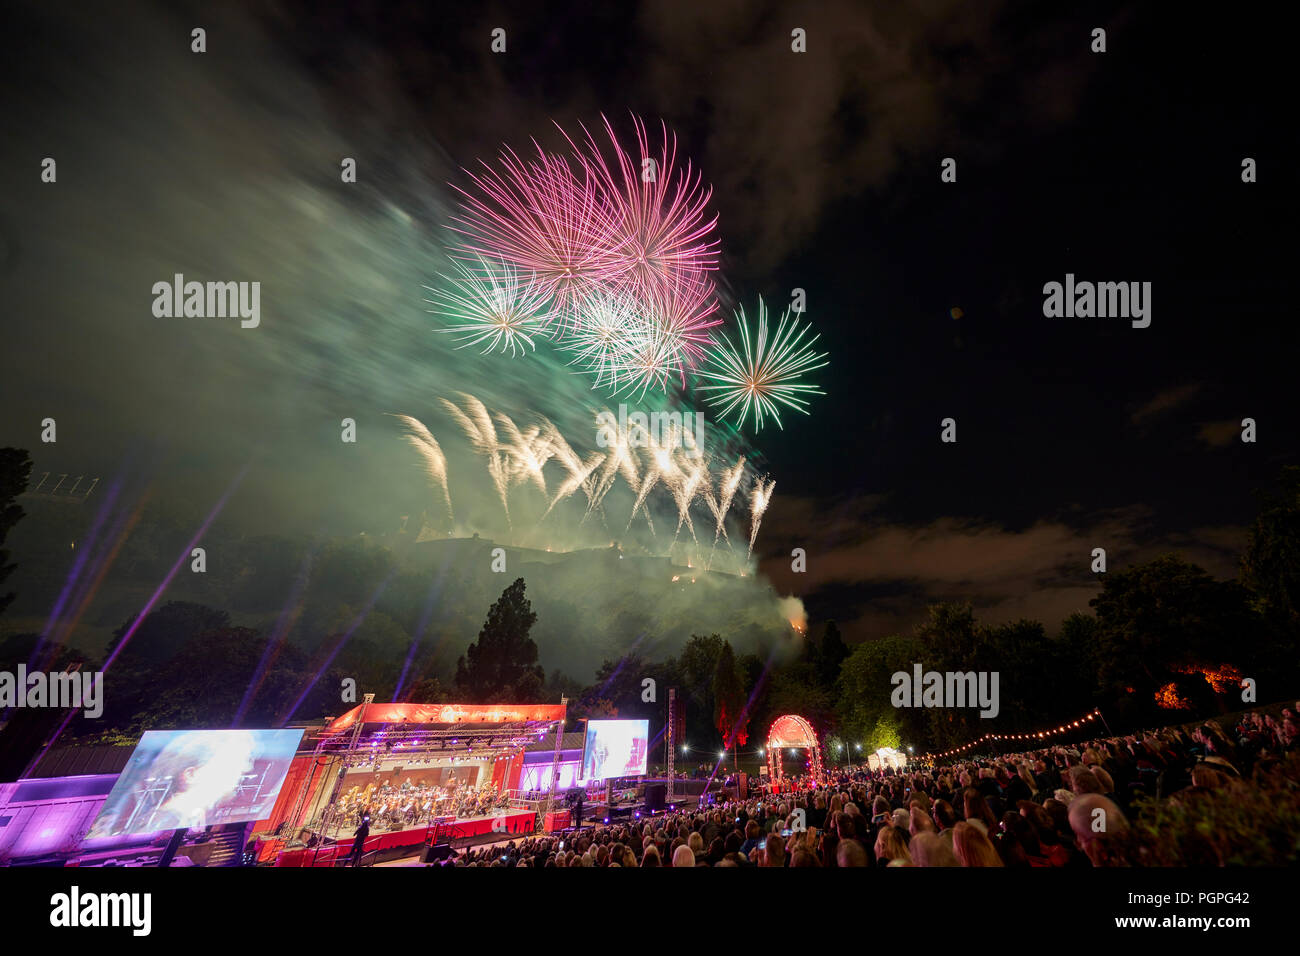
xmin=624 ymin=424 xmax=686 ymax=535
xmin=424 ymin=254 xmax=556 ymax=356
xmin=590 ymin=412 xmax=644 ymax=516
xmin=540 ymin=421 xmax=606 ymax=521
xmin=705 ymin=456 xmax=746 ymax=546
xmin=668 ymin=451 xmax=707 ymax=542
xmin=389 ymin=414 xmax=454 ymax=521
xmin=698 ymin=297 xmax=829 ymax=431
xmin=395 ymin=396 xmax=766 ymax=568
xmin=495 ymin=412 xmax=553 ymax=498
xmin=748 ymin=475 xmax=776 ymax=559
xmin=440 ymin=393 xmax=511 ymax=526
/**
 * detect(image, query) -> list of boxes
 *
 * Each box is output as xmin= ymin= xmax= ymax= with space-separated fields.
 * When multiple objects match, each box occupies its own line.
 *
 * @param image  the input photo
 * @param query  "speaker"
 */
xmin=644 ymin=783 xmax=667 ymax=812
xmin=738 ymin=773 xmax=749 ymax=800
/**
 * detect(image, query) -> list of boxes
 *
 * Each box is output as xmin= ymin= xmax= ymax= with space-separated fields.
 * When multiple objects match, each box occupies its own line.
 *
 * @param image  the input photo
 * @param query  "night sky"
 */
xmin=2 ymin=1 xmax=1293 ymax=647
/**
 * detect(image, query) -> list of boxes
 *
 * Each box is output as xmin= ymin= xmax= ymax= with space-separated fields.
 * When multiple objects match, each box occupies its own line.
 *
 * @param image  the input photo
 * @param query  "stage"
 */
xmin=272 ymin=808 xmax=536 ymax=866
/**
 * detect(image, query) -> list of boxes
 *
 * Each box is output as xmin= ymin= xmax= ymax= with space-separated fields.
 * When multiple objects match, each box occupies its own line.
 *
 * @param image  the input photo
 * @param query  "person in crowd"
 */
xmin=952 ymin=821 xmax=1004 ymax=867
xmin=836 ymin=838 xmax=869 ymax=867
xmin=1068 ymin=794 xmax=1129 ymax=866
xmin=910 ymin=831 xmax=958 ymax=867
xmin=874 ymin=825 xmax=912 ymax=866
xmin=759 ymin=832 xmax=786 ymax=867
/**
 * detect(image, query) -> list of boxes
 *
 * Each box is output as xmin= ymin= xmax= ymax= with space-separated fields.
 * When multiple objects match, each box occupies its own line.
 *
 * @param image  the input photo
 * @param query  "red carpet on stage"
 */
xmin=273 ymin=809 xmax=535 ymax=866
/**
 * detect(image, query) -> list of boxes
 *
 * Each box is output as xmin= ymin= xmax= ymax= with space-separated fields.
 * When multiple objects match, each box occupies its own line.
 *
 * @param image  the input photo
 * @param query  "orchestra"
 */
xmin=326 ymin=778 xmax=512 ymax=834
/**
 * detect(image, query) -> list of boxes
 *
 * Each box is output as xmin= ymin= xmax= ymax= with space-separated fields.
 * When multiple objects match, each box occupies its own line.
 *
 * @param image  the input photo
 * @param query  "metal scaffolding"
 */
xmin=540 ymin=696 xmax=568 ymax=829
xmin=666 ymin=687 xmax=676 ymax=804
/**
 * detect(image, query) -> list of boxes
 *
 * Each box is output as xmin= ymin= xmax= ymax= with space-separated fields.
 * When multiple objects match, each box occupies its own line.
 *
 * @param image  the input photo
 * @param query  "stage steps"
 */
xmin=197 ymin=827 xmax=246 ymax=867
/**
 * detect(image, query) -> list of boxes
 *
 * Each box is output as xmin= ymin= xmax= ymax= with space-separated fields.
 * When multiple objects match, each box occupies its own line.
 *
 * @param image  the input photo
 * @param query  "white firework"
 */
xmin=425 ymin=254 xmax=556 ymax=357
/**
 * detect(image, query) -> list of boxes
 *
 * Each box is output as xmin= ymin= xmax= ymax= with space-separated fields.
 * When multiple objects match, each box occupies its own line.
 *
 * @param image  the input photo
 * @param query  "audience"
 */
xmin=435 ymin=705 xmax=1299 ymax=868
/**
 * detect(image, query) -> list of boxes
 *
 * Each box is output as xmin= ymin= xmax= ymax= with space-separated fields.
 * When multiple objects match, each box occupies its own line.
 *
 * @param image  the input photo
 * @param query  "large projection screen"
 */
xmin=581 ymin=719 xmax=649 ymax=781
xmin=88 ymin=728 xmax=304 ymax=837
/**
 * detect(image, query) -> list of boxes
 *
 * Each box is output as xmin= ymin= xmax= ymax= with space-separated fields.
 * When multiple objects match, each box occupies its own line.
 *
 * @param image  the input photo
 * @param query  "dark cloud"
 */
xmin=1198 ymin=420 xmax=1243 ymax=449
xmin=635 ymin=0 xmax=1100 ymax=271
xmin=1130 ymin=384 xmax=1202 ymax=425
xmin=758 ymin=493 xmax=1244 ymax=643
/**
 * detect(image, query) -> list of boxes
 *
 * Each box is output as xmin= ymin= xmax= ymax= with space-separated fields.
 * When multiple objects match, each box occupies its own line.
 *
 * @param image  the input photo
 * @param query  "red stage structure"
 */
xmin=765 ymin=714 xmax=823 ymax=783
xmin=255 ymin=697 xmax=568 ymax=865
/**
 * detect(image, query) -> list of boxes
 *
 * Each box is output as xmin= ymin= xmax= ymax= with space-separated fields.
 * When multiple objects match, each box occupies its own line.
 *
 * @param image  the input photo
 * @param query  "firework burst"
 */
xmin=446 ymin=116 xmax=727 ymax=398
xmin=572 ymin=115 xmax=721 ymax=305
xmin=697 ymin=297 xmax=828 ymax=431
xmin=449 ymin=146 xmax=620 ymax=313
xmin=425 ymin=255 xmax=555 ymax=356
xmin=558 ymin=287 xmax=656 ymax=393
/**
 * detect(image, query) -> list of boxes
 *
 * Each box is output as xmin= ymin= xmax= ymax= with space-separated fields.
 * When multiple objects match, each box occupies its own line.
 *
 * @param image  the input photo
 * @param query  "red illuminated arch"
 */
xmin=765 ymin=714 xmax=823 ymax=781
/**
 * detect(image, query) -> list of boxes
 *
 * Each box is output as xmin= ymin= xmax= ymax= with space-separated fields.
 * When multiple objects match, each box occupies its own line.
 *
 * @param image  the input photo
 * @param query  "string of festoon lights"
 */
xmin=920 ymin=707 xmax=1106 ymax=760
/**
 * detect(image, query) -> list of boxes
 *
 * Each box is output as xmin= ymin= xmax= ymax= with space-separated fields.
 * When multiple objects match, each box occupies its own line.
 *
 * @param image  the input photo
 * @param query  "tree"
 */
xmin=668 ymin=633 xmax=726 ymax=746
xmin=402 ymin=675 xmax=445 ymax=704
xmin=0 ymin=630 xmax=88 ymax=780
xmin=579 ymin=654 xmax=651 ymax=717
xmin=712 ymin=641 xmax=747 ymax=749
xmin=455 ymin=577 xmax=544 ymax=701
xmin=818 ymin=620 xmax=849 ymax=687
xmin=104 ymin=601 xmax=232 ymax=669
xmin=0 ymin=448 xmax=33 ymax=618
xmin=836 ymin=632 xmax=925 ymax=750
xmin=764 ymin=657 xmax=835 ymax=736
xmin=1242 ymin=466 xmax=1300 ymax=629
xmin=1090 ymin=555 xmax=1263 ymax=724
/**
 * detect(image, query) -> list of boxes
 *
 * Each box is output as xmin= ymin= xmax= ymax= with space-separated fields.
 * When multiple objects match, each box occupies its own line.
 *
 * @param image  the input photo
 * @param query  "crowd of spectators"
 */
xmin=440 ymin=705 xmax=1299 ymax=867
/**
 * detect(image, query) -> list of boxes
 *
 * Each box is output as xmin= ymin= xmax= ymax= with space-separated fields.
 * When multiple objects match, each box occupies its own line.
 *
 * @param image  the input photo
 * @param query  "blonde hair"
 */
xmin=952 ymin=821 xmax=1003 ymax=867
xmin=875 ymin=827 xmax=912 ymax=865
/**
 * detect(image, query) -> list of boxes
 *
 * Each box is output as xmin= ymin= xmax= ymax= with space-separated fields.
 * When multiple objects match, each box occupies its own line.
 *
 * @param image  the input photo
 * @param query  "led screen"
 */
xmin=88 ymin=728 xmax=303 ymax=837
xmin=581 ymin=719 xmax=649 ymax=780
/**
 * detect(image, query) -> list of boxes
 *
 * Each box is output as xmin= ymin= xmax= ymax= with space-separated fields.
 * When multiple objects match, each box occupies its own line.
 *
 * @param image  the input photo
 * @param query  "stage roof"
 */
xmin=322 ymin=702 xmax=567 ymax=735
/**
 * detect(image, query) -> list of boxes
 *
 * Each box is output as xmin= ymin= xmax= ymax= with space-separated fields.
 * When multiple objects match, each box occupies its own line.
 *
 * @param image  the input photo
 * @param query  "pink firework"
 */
xmin=639 ymin=268 xmax=723 ymax=386
xmin=449 ymin=142 xmax=623 ymax=319
xmin=571 ymin=114 xmax=721 ymax=304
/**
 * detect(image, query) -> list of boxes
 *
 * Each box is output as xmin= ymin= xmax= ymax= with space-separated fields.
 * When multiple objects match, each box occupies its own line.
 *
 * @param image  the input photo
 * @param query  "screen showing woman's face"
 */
xmin=180 ymin=740 xmax=254 ymax=806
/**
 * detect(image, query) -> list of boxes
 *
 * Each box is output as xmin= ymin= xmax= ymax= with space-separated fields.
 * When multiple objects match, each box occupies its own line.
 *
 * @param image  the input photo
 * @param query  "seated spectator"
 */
xmin=874 ymin=826 xmax=912 ymax=866
xmin=910 ymin=831 xmax=958 ymax=867
xmin=759 ymin=832 xmax=786 ymax=868
xmin=1068 ymin=793 xmax=1128 ymax=866
xmin=953 ymin=821 xmax=1004 ymax=867
xmin=836 ymin=838 xmax=869 ymax=867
